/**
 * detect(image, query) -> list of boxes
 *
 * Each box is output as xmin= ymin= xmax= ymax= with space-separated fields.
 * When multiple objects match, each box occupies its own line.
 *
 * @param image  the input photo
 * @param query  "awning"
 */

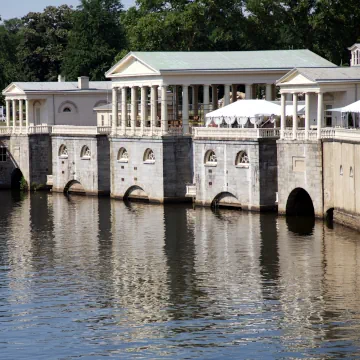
xmin=327 ymin=100 xmax=360 ymax=113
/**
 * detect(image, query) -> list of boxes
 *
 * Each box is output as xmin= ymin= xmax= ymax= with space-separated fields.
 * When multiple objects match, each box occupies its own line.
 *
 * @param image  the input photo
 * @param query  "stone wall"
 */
xmin=193 ymin=139 xmax=277 ymax=211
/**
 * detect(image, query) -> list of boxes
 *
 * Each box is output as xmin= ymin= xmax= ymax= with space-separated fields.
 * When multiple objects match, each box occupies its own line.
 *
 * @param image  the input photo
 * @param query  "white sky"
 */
xmin=0 ymin=0 xmax=135 ymax=20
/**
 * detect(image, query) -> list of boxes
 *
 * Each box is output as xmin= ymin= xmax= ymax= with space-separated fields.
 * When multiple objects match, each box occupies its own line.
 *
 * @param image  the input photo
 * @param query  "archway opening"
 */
xmin=286 ymin=188 xmax=315 ymax=217
xmin=124 ymin=185 xmax=149 ymax=203
xmin=64 ymin=180 xmax=86 ymax=195
xmin=211 ymin=192 xmax=241 ymax=209
xmin=11 ymin=168 xmax=24 ymax=190
xmin=325 ymin=208 xmax=334 ymax=229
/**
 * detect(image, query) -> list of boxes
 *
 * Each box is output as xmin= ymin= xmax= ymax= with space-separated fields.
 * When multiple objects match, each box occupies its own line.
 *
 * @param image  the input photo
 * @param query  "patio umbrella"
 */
xmin=327 ymin=100 xmax=360 ymax=113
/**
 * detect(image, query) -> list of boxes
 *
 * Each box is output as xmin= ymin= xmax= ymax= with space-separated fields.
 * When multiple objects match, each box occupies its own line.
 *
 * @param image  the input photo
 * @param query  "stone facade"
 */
xmin=193 ymin=139 xmax=278 ymax=211
xmin=109 ymin=136 xmax=193 ymax=203
xmin=52 ymin=135 xmax=110 ymax=195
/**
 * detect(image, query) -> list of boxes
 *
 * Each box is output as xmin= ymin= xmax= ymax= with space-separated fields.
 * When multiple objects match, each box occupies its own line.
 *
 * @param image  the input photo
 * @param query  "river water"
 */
xmin=1 ymin=192 xmax=360 ymax=359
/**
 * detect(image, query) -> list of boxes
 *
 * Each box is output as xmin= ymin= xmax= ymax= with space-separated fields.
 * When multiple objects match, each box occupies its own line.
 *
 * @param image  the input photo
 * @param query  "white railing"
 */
xmin=97 ymin=126 xmax=111 ymax=134
xmin=28 ymin=125 xmax=52 ymax=134
xmin=193 ymin=127 xmax=280 ymax=140
xmin=0 ymin=126 xmax=12 ymax=135
xmin=186 ymin=184 xmax=196 ymax=197
xmin=113 ymin=126 xmax=181 ymax=137
xmin=51 ymin=125 xmax=100 ymax=135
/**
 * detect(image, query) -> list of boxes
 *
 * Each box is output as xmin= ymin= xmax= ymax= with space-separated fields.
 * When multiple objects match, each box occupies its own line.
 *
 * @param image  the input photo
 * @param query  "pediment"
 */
xmin=277 ymin=70 xmax=315 ymax=86
xmin=2 ymin=83 xmax=25 ymax=95
xmin=106 ymin=54 xmax=158 ymax=78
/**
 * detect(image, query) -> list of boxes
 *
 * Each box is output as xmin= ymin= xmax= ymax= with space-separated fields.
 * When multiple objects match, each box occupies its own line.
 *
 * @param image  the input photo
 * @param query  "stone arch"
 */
xmin=124 ymin=185 xmax=149 ymax=202
xmin=212 ymin=191 xmax=241 ymax=209
xmin=325 ymin=207 xmax=334 ymax=228
xmin=143 ymin=148 xmax=155 ymax=163
xmin=204 ymin=149 xmax=217 ymax=165
xmin=11 ymin=168 xmax=23 ymax=190
xmin=64 ymin=180 xmax=86 ymax=195
xmin=58 ymin=100 xmax=78 ymax=113
xmin=93 ymin=100 xmax=108 ymax=110
xmin=58 ymin=144 xmax=68 ymax=158
xmin=80 ymin=145 xmax=91 ymax=159
xmin=286 ymin=187 xmax=315 ymax=217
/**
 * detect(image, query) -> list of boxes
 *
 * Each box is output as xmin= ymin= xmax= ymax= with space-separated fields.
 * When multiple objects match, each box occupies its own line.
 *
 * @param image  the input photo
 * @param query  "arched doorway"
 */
xmin=286 ymin=188 xmax=315 ymax=217
xmin=124 ymin=185 xmax=149 ymax=202
xmin=11 ymin=168 xmax=24 ymax=190
xmin=212 ymin=192 xmax=241 ymax=209
xmin=64 ymin=180 xmax=86 ymax=195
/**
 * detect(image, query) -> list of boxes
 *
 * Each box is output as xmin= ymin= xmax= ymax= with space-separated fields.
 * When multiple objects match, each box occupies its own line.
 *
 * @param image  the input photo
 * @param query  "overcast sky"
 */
xmin=0 ymin=0 xmax=136 ymax=20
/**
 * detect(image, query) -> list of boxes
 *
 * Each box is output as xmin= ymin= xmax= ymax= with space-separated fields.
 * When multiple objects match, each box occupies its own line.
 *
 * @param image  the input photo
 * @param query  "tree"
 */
xmin=62 ymin=0 xmax=126 ymax=80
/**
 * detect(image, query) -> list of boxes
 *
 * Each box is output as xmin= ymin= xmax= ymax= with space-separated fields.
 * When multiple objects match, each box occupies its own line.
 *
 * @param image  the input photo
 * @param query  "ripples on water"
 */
xmin=0 ymin=192 xmax=360 ymax=359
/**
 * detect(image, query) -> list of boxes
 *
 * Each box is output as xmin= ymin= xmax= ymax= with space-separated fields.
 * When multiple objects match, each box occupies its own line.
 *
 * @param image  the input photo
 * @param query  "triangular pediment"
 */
xmin=277 ymin=69 xmax=315 ymax=86
xmin=2 ymin=83 xmax=25 ymax=95
xmin=106 ymin=54 xmax=158 ymax=78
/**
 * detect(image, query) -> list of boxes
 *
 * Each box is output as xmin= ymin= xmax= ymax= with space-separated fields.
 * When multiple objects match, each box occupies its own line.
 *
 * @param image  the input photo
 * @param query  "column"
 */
xmin=131 ymin=86 xmax=137 ymax=135
xmin=12 ymin=99 xmax=16 ymax=130
xmin=161 ymin=85 xmax=168 ymax=133
xmin=19 ymin=99 xmax=23 ymax=133
xmin=173 ymin=85 xmax=179 ymax=120
xmin=140 ymin=86 xmax=147 ymax=135
xmin=25 ymin=100 xmax=29 ymax=130
xmin=265 ymin=84 xmax=273 ymax=101
xmin=182 ymin=85 xmax=189 ymax=135
xmin=231 ymin=84 xmax=237 ymax=103
xmin=150 ymin=85 xmax=157 ymax=133
xmin=224 ymin=84 xmax=230 ymax=106
xmin=317 ymin=92 xmax=323 ymax=140
xmin=292 ymin=93 xmax=298 ymax=140
xmin=212 ymin=85 xmax=218 ymax=111
xmin=121 ymin=87 xmax=127 ymax=135
xmin=203 ymin=85 xmax=210 ymax=119
xmin=280 ymin=93 xmax=286 ymax=139
xmin=111 ymin=87 xmax=118 ymax=135
xmin=193 ymin=85 xmax=199 ymax=117
xmin=6 ymin=99 xmax=10 ymax=127
xmin=304 ymin=92 xmax=310 ymax=140
xmin=245 ymin=84 xmax=252 ymax=99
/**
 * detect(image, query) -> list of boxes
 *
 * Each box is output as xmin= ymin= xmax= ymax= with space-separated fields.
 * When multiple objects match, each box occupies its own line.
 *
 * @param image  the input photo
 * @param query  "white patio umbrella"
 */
xmin=205 ymin=100 xmax=281 ymax=126
xmin=327 ymin=100 xmax=360 ymax=113
xmin=285 ymin=104 xmax=305 ymax=115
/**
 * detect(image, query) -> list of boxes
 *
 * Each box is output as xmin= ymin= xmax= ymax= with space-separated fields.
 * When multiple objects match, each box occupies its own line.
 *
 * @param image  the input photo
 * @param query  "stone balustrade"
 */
xmin=193 ymin=127 xmax=280 ymax=140
xmin=186 ymin=184 xmax=197 ymax=197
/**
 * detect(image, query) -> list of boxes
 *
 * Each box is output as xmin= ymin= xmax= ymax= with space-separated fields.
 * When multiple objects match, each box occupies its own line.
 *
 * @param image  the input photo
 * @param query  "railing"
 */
xmin=28 ymin=125 xmax=52 ymax=134
xmin=97 ymin=126 xmax=111 ymax=134
xmin=193 ymin=127 xmax=280 ymax=140
xmin=186 ymin=184 xmax=196 ymax=197
xmin=0 ymin=127 xmax=12 ymax=135
xmin=113 ymin=126 xmax=182 ymax=137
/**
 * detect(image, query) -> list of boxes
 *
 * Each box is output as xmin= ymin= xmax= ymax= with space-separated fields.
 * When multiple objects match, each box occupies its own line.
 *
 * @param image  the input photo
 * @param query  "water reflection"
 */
xmin=0 ymin=192 xmax=360 ymax=358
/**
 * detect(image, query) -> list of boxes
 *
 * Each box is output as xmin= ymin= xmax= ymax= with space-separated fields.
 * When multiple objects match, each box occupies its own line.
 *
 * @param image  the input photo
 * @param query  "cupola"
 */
xmin=348 ymin=44 xmax=360 ymax=66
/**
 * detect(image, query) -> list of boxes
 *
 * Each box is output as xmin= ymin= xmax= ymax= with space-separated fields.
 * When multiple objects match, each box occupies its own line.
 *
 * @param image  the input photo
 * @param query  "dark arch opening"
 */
xmin=64 ymin=180 xmax=86 ymax=195
xmin=286 ymin=188 xmax=315 ymax=217
xmin=124 ymin=185 xmax=149 ymax=203
xmin=11 ymin=168 xmax=23 ymax=190
xmin=325 ymin=208 xmax=334 ymax=229
xmin=211 ymin=192 xmax=241 ymax=209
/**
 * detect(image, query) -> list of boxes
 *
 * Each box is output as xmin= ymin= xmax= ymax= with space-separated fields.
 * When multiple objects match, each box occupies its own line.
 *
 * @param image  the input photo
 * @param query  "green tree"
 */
xmin=62 ymin=0 xmax=126 ymax=80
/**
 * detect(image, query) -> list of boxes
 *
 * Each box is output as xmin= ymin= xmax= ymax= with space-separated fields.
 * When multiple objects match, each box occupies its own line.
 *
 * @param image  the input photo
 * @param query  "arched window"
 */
xmin=63 ymin=107 xmax=71 ymax=113
xmin=59 ymin=145 xmax=68 ymax=158
xmin=58 ymin=101 xmax=78 ymax=113
xmin=81 ymin=145 xmax=91 ymax=160
xmin=143 ymin=148 xmax=155 ymax=163
xmin=204 ymin=150 xmax=217 ymax=166
xmin=117 ymin=147 xmax=129 ymax=162
xmin=340 ymin=165 xmax=343 ymax=176
xmin=350 ymin=166 xmax=354 ymax=178
xmin=235 ymin=151 xmax=250 ymax=168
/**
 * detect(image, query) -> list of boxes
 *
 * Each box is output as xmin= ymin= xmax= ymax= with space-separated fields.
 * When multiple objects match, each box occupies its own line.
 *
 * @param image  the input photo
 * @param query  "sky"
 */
xmin=0 ymin=0 xmax=136 ymax=20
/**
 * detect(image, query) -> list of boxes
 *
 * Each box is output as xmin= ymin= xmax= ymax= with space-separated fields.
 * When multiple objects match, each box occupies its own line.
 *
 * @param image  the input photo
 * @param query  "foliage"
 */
xmin=20 ymin=176 xmax=29 ymax=191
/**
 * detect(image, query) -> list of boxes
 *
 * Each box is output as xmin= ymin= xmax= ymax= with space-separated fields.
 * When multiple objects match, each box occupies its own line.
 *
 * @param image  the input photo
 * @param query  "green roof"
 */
xmin=131 ymin=50 xmax=336 ymax=72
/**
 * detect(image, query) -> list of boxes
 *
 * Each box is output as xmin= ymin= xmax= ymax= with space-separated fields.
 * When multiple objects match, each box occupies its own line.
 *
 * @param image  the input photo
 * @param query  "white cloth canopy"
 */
xmin=205 ymin=100 xmax=281 ymax=126
xmin=327 ymin=100 xmax=360 ymax=113
xmin=285 ymin=104 xmax=305 ymax=115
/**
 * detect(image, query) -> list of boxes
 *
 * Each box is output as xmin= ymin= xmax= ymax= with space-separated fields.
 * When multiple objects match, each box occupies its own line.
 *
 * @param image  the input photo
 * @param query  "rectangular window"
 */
xmin=0 ymin=147 xmax=7 ymax=162
xmin=325 ymin=105 xmax=332 ymax=127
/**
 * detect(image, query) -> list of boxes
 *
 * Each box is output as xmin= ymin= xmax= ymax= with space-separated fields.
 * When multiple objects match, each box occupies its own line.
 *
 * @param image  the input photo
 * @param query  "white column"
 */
xmin=193 ymin=85 xmax=198 ymax=116
xmin=173 ymin=85 xmax=179 ymax=120
xmin=111 ymin=87 xmax=118 ymax=135
xmin=224 ymin=84 xmax=230 ymax=105
xmin=161 ymin=85 xmax=168 ymax=133
xmin=203 ymin=85 xmax=210 ymax=119
xmin=6 ymin=99 xmax=10 ymax=127
xmin=317 ymin=92 xmax=323 ymax=140
xmin=292 ymin=93 xmax=298 ymax=140
xmin=121 ymin=86 xmax=127 ymax=135
xmin=266 ymin=84 xmax=273 ymax=101
xmin=150 ymin=85 xmax=157 ymax=134
xmin=12 ymin=99 xmax=16 ymax=130
xmin=280 ymin=93 xmax=286 ymax=139
xmin=140 ymin=86 xmax=147 ymax=135
xmin=19 ymin=99 xmax=23 ymax=133
xmin=231 ymin=84 xmax=237 ymax=103
xmin=212 ymin=85 xmax=218 ymax=110
xmin=25 ymin=100 xmax=29 ymax=130
xmin=245 ymin=84 xmax=252 ymax=99
xmin=131 ymin=86 xmax=137 ymax=135
xmin=305 ymin=92 xmax=310 ymax=140
xmin=182 ymin=85 xmax=189 ymax=135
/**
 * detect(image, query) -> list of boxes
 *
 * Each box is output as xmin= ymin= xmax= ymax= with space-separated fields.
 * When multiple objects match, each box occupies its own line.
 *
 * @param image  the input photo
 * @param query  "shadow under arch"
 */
xmin=11 ymin=168 xmax=23 ymax=190
xmin=286 ymin=187 xmax=315 ymax=217
xmin=123 ymin=185 xmax=149 ymax=203
xmin=325 ymin=207 xmax=334 ymax=229
xmin=64 ymin=180 xmax=86 ymax=195
xmin=211 ymin=191 xmax=241 ymax=209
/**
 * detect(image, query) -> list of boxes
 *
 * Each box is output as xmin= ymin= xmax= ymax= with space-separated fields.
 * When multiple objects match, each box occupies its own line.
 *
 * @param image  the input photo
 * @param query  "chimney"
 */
xmin=58 ymin=75 xmax=66 ymax=82
xmin=78 ymin=76 xmax=89 ymax=89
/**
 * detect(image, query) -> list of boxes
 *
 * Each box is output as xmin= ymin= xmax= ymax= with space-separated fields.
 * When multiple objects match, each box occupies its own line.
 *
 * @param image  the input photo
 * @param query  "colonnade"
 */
xmin=5 ymin=99 xmax=29 ymax=130
xmin=280 ymin=92 xmax=323 ymax=140
xmin=111 ymin=83 xmax=275 ymax=136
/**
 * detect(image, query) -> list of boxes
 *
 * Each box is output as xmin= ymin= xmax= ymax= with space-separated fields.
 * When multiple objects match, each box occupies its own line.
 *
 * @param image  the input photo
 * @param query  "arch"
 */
xmin=325 ymin=207 xmax=334 ymax=229
xmin=212 ymin=191 xmax=241 ymax=209
xmin=64 ymin=180 xmax=86 ymax=195
xmin=58 ymin=100 xmax=78 ymax=114
xmin=117 ymin=147 xmax=129 ymax=162
xmin=124 ymin=185 xmax=149 ymax=202
xmin=80 ymin=145 xmax=91 ymax=159
xmin=93 ymin=100 xmax=108 ymax=110
xmin=286 ymin=188 xmax=315 ymax=217
xmin=204 ymin=149 xmax=217 ymax=165
xmin=143 ymin=148 xmax=155 ymax=163
xmin=58 ymin=144 xmax=68 ymax=158
xmin=235 ymin=150 xmax=249 ymax=167
xmin=11 ymin=168 xmax=23 ymax=190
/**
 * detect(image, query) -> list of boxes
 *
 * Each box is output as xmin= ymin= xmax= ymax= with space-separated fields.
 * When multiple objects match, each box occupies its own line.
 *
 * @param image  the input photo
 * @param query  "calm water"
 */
xmin=1 ymin=192 xmax=360 ymax=359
